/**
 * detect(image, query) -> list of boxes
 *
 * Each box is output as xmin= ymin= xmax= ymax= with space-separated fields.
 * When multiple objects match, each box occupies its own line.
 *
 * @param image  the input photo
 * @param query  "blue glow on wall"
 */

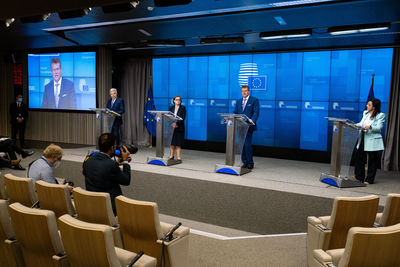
xmin=152 ymin=48 xmax=393 ymax=151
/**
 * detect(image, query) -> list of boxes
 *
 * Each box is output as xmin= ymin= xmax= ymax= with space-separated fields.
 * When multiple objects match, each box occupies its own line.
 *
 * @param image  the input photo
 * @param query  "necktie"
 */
xmin=111 ymin=99 xmax=115 ymax=107
xmin=55 ymin=83 xmax=60 ymax=108
xmin=242 ymin=98 xmax=246 ymax=111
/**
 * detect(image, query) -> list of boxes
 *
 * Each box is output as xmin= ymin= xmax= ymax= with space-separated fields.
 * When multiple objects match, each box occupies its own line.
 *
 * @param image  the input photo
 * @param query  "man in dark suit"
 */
xmin=106 ymin=88 xmax=125 ymax=145
xmin=233 ymin=85 xmax=260 ymax=169
xmin=10 ymin=94 xmax=28 ymax=148
xmin=83 ymin=133 xmax=131 ymax=215
xmin=41 ymin=57 xmax=76 ymax=109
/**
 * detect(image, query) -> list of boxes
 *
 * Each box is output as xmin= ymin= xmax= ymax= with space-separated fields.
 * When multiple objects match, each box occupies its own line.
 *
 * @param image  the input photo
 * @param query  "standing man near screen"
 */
xmin=10 ymin=94 xmax=28 ymax=148
xmin=107 ymin=88 xmax=125 ymax=145
xmin=41 ymin=58 xmax=76 ymax=109
xmin=233 ymin=85 xmax=260 ymax=169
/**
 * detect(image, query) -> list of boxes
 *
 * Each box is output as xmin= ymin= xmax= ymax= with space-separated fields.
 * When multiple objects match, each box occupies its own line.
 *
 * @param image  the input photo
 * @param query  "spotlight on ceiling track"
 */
xmin=102 ymin=1 xmax=140 ymax=13
xmin=58 ymin=8 xmax=92 ymax=19
xmin=154 ymin=0 xmax=193 ymax=7
xmin=20 ymin=13 xmax=51 ymax=23
xmin=328 ymin=23 xmax=390 ymax=35
xmin=0 ymin=18 xmax=15 ymax=28
xmin=259 ymin=29 xmax=312 ymax=40
xmin=147 ymin=40 xmax=185 ymax=47
xmin=200 ymin=37 xmax=244 ymax=44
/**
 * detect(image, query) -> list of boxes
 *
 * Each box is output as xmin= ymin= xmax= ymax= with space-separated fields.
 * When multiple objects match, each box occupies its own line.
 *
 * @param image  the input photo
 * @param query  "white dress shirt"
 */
xmin=54 ymin=77 xmax=62 ymax=107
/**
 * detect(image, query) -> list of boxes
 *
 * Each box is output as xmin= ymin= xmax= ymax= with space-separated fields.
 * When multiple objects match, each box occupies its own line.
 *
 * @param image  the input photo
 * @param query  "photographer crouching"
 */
xmin=83 ymin=133 xmax=137 ymax=215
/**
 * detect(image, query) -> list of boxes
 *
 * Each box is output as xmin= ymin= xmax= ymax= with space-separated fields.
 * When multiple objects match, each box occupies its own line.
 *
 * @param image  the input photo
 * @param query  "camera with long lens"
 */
xmin=114 ymin=144 xmax=138 ymax=158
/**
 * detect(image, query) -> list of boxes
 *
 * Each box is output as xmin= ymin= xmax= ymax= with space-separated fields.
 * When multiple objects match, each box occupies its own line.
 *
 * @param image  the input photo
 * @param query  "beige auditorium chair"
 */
xmin=0 ymin=199 xmax=24 ymax=267
xmin=35 ymin=180 xmax=76 ymax=218
xmin=115 ymin=196 xmax=190 ymax=267
xmin=4 ymin=174 xmax=38 ymax=207
xmin=8 ymin=202 xmax=68 ymax=267
xmin=58 ymin=214 xmax=157 ymax=267
xmin=307 ymin=195 xmax=379 ymax=266
xmin=0 ymin=172 xmax=8 ymax=199
xmin=375 ymin=193 xmax=400 ymax=227
xmin=311 ymin=223 xmax=400 ymax=267
xmin=72 ymin=187 xmax=123 ymax=247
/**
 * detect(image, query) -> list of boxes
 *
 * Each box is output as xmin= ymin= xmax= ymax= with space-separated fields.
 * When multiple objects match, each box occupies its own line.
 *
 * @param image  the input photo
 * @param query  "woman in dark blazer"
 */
xmin=168 ymin=96 xmax=186 ymax=161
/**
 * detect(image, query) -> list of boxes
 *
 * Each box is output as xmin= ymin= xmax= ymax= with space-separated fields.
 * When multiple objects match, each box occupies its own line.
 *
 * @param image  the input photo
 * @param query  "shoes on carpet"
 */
xmin=10 ymin=159 xmax=21 ymax=167
xmin=13 ymin=164 xmax=26 ymax=170
xmin=22 ymin=151 xmax=35 ymax=158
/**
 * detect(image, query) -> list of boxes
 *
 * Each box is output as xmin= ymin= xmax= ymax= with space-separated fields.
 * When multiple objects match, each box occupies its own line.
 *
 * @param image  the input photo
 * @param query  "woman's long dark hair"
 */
xmin=369 ymin=98 xmax=381 ymax=118
xmin=173 ymin=95 xmax=181 ymax=105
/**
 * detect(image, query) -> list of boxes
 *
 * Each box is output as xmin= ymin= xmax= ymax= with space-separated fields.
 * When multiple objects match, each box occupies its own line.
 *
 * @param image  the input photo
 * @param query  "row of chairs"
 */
xmin=307 ymin=194 xmax=400 ymax=267
xmin=0 ymin=173 xmax=190 ymax=267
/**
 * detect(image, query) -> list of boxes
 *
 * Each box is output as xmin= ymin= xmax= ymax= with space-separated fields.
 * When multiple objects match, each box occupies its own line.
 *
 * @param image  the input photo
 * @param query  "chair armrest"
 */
xmin=307 ymin=220 xmax=332 ymax=267
xmin=112 ymin=226 xmax=124 ymax=248
xmin=326 ymin=248 xmax=344 ymax=266
xmin=115 ymin=248 xmax=157 ymax=267
xmin=375 ymin=212 xmax=383 ymax=224
xmin=313 ymin=249 xmax=333 ymax=266
xmin=156 ymin=233 xmax=189 ymax=267
xmin=319 ymin=216 xmax=331 ymax=227
xmin=52 ymin=253 xmax=69 ymax=267
xmin=307 ymin=216 xmax=322 ymax=225
xmin=5 ymin=239 xmax=25 ymax=267
xmin=160 ymin=222 xmax=190 ymax=239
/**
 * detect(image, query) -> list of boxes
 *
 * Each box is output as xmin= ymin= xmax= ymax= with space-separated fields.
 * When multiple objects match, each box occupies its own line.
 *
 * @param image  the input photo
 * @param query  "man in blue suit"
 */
xmin=41 ymin=58 xmax=76 ymax=109
xmin=106 ymin=88 xmax=125 ymax=145
xmin=233 ymin=85 xmax=260 ymax=169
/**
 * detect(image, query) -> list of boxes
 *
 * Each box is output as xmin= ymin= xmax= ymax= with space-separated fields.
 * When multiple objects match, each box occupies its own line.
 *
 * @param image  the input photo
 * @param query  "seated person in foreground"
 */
xmin=28 ymin=144 xmax=72 ymax=190
xmin=0 ymin=157 xmax=21 ymax=169
xmin=83 ymin=133 xmax=131 ymax=215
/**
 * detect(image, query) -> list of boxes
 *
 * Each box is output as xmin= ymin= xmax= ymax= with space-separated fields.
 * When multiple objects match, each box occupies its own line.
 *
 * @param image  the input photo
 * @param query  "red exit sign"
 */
xmin=13 ymin=63 xmax=22 ymax=85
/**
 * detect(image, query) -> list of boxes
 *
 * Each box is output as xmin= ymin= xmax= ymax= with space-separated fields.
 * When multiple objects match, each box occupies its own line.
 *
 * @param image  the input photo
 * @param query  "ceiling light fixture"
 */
xmin=138 ymin=29 xmax=152 ymax=37
xmin=20 ymin=13 xmax=51 ymax=23
xmin=259 ymin=29 xmax=312 ymax=40
xmin=328 ymin=23 xmax=390 ymax=35
xmin=0 ymin=18 xmax=15 ymax=28
xmin=102 ymin=1 xmax=139 ymax=13
xmin=147 ymin=40 xmax=185 ymax=47
xmin=200 ymin=37 xmax=244 ymax=44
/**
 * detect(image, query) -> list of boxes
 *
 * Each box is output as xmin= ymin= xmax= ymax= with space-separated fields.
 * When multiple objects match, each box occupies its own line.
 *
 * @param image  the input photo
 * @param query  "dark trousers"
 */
xmin=11 ymin=122 xmax=25 ymax=147
xmin=241 ymin=130 xmax=254 ymax=166
xmin=354 ymin=135 xmax=379 ymax=184
xmin=111 ymin=123 xmax=121 ymax=145
xmin=0 ymin=139 xmax=25 ymax=160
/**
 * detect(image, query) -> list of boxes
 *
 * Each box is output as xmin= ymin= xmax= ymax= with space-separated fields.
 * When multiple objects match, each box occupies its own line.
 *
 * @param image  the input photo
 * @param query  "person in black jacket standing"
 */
xmin=10 ymin=94 xmax=28 ymax=148
xmin=168 ymin=96 xmax=186 ymax=161
xmin=83 ymin=133 xmax=131 ymax=215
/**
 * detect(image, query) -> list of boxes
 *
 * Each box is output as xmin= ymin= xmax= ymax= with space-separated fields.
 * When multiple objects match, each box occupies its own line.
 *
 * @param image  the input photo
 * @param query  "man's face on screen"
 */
xmin=110 ymin=90 xmax=117 ymax=99
xmin=51 ymin=63 xmax=62 ymax=83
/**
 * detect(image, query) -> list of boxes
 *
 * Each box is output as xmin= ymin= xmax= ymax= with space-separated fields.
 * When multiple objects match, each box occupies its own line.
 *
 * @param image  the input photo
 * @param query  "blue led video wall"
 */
xmin=153 ymin=48 xmax=393 ymax=151
xmin=28 ymin=52 xmax=96 ymax=111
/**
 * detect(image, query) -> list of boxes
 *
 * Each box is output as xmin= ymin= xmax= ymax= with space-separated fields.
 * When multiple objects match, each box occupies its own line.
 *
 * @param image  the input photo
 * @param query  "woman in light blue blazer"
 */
xmin=354 ymin=98 xmax=385 ymax=184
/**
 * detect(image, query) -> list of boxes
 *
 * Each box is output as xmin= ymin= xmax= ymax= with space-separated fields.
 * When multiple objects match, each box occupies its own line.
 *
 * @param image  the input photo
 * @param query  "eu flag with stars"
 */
xmin=143 ymin=85 xmax=156 ymax=136
xmin=248 ymin=76 xmax=267 ymax=90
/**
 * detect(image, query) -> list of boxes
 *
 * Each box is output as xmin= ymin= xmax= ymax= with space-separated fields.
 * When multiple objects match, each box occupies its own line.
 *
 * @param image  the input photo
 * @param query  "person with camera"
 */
xmin=28 ymin=144 xmax=73 ymax=190
xmin=83 ymin=133 xmax=131 ymax=215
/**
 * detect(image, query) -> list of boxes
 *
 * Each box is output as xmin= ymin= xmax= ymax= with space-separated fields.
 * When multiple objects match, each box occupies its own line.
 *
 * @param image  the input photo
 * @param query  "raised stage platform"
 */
xmin=5 ymin=144 xmax=398 ymax=236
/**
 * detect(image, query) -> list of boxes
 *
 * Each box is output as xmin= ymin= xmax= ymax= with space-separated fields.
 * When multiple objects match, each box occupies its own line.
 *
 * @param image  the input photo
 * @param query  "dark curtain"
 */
xmin=382 ymin=48 xmax=400 ymax=171
xmin=119 ymin=57 xmax=152 ymax=146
